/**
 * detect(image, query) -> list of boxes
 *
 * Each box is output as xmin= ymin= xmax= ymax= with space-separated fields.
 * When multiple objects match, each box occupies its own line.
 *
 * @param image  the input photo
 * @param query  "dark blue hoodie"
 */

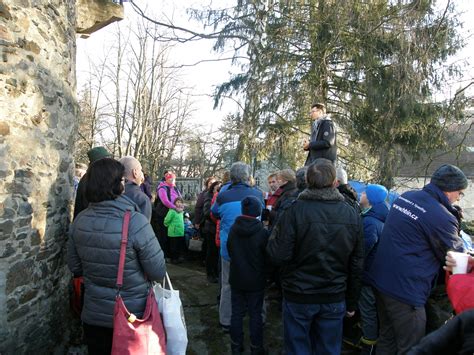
xmin=362 ymin=202 xmax=389 ymax=283
xmin=367 ymin=183 xmax=463 ymax=307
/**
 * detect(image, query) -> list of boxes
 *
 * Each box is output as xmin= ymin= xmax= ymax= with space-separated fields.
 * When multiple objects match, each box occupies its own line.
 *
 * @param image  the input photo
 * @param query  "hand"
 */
xmin=346 ymin=311 xmax=355 ymax=318
xmin=303 ymin=139 xmax=309 ymax=151
xmin=194 ymin=223 xmax=200 ymax=229
xmin=443 ymin=251 xmax=457 ymax=273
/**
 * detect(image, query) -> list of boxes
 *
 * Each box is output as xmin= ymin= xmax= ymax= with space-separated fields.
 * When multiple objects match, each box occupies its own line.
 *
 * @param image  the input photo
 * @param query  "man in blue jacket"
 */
xmin=211 ymin=162 xmax=264 ymax=331
xmin=367 ymin=164 xmax=467 ymax=354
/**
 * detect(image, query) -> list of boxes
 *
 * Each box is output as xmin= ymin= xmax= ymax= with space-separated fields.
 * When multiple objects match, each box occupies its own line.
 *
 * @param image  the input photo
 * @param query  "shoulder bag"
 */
xmin=111 ymin=210 xmax=167 ymax=354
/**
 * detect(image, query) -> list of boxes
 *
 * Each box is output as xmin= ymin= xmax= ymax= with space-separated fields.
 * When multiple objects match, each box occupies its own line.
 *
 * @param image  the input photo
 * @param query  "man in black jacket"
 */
xmin=267 ymin=158 xmax=364 ymax=355
xmin=303 ymin=103 xmax=337 ymax=165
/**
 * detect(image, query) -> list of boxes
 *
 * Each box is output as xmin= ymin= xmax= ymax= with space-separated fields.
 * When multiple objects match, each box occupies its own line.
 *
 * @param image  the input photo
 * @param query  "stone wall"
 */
xmin=0 ymin=1 xmax=78 ymax=353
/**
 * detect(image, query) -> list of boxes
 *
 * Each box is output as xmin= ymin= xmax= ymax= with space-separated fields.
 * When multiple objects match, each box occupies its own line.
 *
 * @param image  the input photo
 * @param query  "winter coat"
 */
xmin=337 ymin=183 xmax=361 ymax=214
xmin=194 ymin=189 xmax=207 ymax=226
xmin=367 ymin=183 xmax=464 ymax=307
xmin=73 ymin=175 xmax=88 ymax=219
xmin=124 ymin=181 xmax=152 ymax=221
xmin=305 ymin=117 xmax=337 ymax=165
xmin=361 ymin=202 xmax=389 ymax=283
xmin=164 ymin=208 xmax=184 ymax=237
xmin=227 ymin=216 xmax=270 ymax=291
xmin=268 ymin=181 xmax=298 ymax=227
xmin=408 ymin=309 xmax=474 ymax=355
xmin=67 ymin=195 xmax=166 ymax=328
xmin=211 ymin=182 xmax=264 ymax=261
xmin=202 ymin=190 xmax=217 ymax=236
xmin=266 ymin=187 xmax=364 ymax=311
xmin=156 ymin=181 xmax=181 ymax=210
xmin=140 ymin=175 xmax=153 ymax=200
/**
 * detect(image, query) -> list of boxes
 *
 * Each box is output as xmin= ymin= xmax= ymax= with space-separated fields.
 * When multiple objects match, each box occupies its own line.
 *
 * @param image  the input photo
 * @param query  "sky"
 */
xmin=76 ymin=1 xmax=237 ymax=128
xmin=76 ymin=0 xmax=474 ymax=127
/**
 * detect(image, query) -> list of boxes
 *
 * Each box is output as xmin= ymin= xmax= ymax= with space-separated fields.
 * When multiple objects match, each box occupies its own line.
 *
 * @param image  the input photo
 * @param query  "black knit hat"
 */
xmin=430 ymin=164 xmax=468 ymax=192
xmin=241 ymin=196 xmax=262 ymax=217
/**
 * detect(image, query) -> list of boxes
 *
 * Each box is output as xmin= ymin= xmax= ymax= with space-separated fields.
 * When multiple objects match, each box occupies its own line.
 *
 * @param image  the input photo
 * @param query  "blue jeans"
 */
xmin=283 ymin=298 xmax=346 ymax=355
xmin=230 ymin=288 xmax=264 ymax=351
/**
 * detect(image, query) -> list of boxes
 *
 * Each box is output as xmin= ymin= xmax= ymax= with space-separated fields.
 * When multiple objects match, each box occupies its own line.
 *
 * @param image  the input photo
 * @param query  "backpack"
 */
xmin=153 ymin=185 xmax=178 ymax=217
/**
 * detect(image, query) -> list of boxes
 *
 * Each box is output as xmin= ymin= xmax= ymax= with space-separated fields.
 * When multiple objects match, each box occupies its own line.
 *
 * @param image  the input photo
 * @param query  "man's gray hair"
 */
xmin=230 ymin=161 xmax=250 ymax=184
xmin=336 ymin=166 xmax=348 ymax=185
xmin=119 ymin=156 xmax=140 ymax=179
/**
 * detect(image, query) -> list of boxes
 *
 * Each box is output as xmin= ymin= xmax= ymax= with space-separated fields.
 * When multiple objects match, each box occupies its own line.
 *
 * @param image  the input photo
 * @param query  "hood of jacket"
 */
xmin=363 ymin=202 xmax=389 ymax=222
xmin=232 ymin=216 xmax=263 ymax=237
xmin=298 ymin=187 xmax=345 ymax=202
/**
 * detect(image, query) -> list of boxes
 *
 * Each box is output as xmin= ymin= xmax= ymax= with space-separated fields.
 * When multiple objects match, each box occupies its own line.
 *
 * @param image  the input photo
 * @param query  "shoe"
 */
xmin=231 ymin=341 xmax=244 ymax=354
xmin=360 ymin=338 xmax=376 ymax=355
xmin=250 ymin=345 xmax=267 ymax=355
xmin=207 ymin=275 xmax=218 ymax=283
xmin=220 ymin=323 xmax=230 ymax=334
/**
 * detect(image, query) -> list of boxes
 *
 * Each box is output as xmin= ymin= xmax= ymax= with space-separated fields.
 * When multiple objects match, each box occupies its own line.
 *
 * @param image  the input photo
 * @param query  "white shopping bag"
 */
xmin=154 ymin=273 xmax=188 ymax=355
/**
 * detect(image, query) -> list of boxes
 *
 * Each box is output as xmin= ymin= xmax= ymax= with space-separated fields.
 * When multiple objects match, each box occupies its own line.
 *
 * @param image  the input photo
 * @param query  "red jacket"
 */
xmin=210 ymin=192 xmax=221 ymax=247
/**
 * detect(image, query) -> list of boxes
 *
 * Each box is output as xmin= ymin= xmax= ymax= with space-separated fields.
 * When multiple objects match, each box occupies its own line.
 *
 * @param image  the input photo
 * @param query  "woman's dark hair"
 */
xmin=85 ymin=158 xmax=125 ymax=202
xmin=209 ymin=180 xmax=222 ymax=194
xmin=204 ymin=176 xmax=216 ymax=190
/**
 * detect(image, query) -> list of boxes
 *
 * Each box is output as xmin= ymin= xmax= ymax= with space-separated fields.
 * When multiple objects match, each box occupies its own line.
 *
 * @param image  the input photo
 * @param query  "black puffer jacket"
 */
xmin=228 ymin=216 xmax=270 ymax=291
xmin=266 ymin=187 xmax=364 ymax=311
xmin=202 ymin=190 xmax=217 ymax=236
xmin=68 ymin=195 xmax=166 ymax=328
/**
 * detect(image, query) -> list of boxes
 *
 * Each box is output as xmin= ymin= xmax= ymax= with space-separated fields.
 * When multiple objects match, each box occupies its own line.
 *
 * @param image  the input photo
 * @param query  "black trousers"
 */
xmin=204 ymin=231 xmax=219 ymax=277
xmin=83 ymin=323 xmax=113 ymax=355
xmin=169 ymin=236 xmax=185 ymax=260
xmin=375 ymin=290 xmax=426 ymax=354
xmin=152 ymin=215 xmax=168 ymax=258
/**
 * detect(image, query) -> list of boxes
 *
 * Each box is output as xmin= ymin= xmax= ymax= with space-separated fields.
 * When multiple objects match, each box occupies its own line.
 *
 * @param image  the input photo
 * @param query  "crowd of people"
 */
xmin=68 ymin=102 xmax=474 ymax=355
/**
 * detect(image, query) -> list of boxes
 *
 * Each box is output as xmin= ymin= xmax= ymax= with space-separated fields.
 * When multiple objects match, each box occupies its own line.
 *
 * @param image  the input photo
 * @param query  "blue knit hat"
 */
xmin=366 ymin=184 xmax=388 ymax=205
xmin=241 ymin=196 xmax=262 ymax=217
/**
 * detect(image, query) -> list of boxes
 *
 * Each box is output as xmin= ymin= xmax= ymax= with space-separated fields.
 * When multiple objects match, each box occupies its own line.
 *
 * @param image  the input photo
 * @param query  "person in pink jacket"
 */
xmin=152 ymin=171 xmax=182 ymax=260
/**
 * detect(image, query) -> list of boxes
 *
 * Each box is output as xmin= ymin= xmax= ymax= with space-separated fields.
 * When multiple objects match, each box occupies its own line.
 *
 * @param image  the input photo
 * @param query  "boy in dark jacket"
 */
xmin=227 ymin=196 xmax=269 ymax=355
xmin=359 ymin=184 xmax=389 ymax=354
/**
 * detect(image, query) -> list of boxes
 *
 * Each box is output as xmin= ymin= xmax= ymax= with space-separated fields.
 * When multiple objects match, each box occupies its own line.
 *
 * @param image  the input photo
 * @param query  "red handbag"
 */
xmin=111 ymin=210 xmax=167 ymax=354
xmin=445 ymin=270 xmax=474 ymax=315
xmin=71 ymin=276 xmax=84 ymax=316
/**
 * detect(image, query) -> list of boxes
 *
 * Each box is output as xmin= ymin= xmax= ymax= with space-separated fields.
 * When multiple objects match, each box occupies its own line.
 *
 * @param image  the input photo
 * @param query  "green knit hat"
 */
xmin=87 ymin=146 xmax=111 ymax=163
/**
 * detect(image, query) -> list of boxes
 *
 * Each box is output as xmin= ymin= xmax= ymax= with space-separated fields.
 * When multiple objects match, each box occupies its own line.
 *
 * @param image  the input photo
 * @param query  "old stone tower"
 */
xmin=0 ymin=1 xmax=123 ymax=353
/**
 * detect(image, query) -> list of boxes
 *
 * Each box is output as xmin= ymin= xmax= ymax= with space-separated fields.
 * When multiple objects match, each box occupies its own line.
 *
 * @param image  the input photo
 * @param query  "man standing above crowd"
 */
xmin=267 ymin=158 xmax=363 ymax=354
xmin=303 ymin=103 xmax=337 ymax=166
xmin=367 ymin=164 xmax=468 ymax=354
xmin=211 ymin=162 xmax=264 ymax=333
xmin=119 ymin=156 xmax=151 ymax=221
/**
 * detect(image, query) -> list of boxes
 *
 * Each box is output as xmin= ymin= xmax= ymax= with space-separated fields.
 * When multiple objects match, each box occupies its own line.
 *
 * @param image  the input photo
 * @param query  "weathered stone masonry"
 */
xmin=0 ymin=0 xmax=78 ymax=353
xmin=0 ymin=1 xmax=124 ymax=353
